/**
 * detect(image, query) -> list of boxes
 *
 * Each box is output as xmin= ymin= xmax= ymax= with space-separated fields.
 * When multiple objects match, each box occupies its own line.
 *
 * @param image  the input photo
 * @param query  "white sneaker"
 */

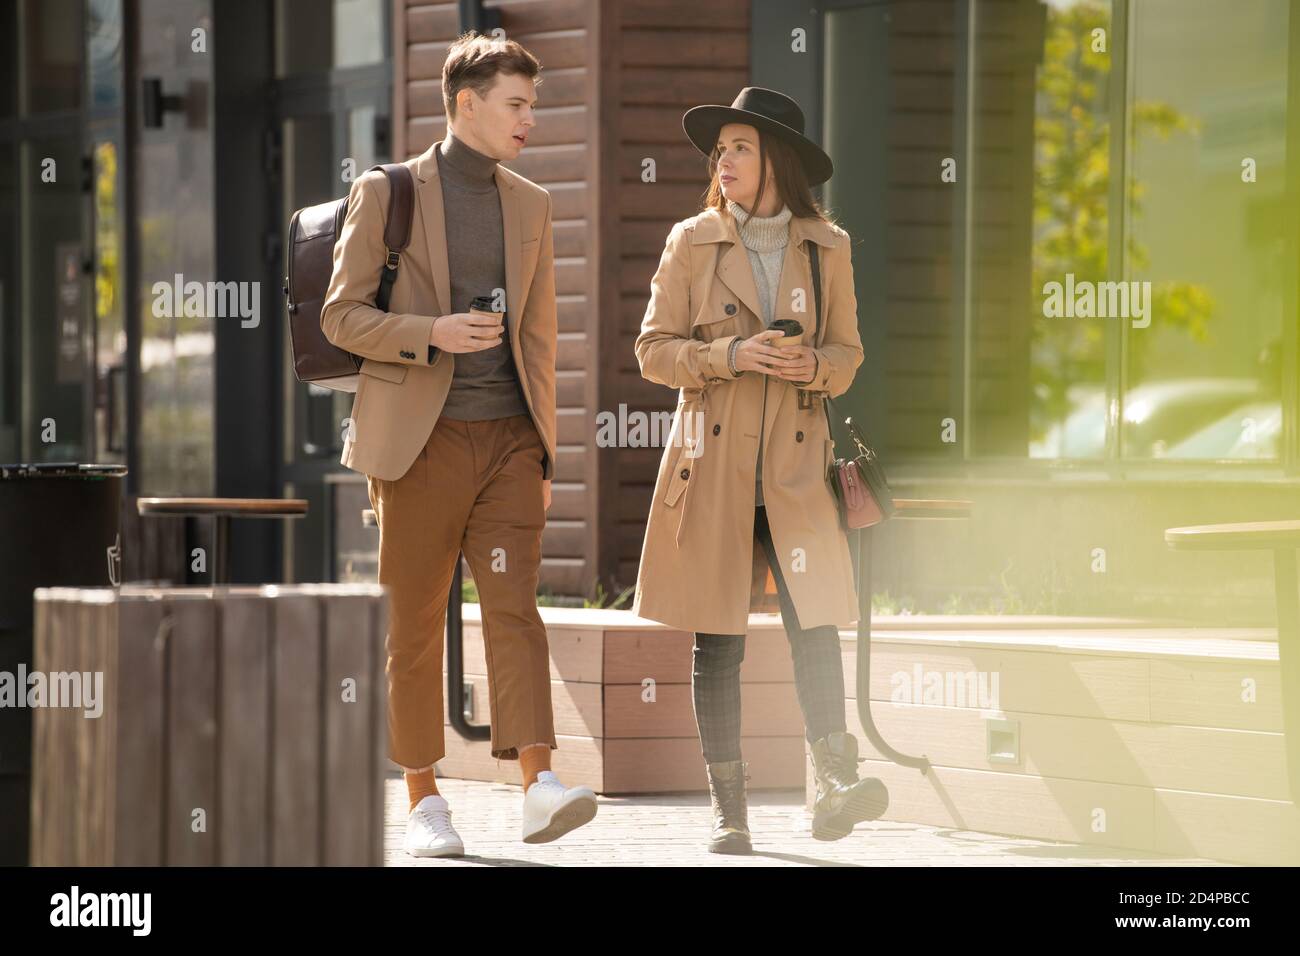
xmin=405 ymin=794 xmax=465 ymax=858
xmin=521 ymin=770 xmax=598 ymax=844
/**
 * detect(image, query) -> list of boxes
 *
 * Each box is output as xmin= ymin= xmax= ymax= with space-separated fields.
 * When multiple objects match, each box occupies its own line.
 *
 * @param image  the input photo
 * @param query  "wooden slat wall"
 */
xmin=877 ymin=1 xmax=962 ymax=456
xmin=967 ymin=0 xmax=1041 ymax=457
xmin=396 ymin=0 xmax=600 ymax=596
xmin=598 ymin=0 xmax=752 ymax=589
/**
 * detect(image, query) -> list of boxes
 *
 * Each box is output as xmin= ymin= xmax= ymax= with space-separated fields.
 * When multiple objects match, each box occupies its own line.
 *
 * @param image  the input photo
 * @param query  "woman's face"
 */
xmin=715 ymin=122 xmax=771 ymax=207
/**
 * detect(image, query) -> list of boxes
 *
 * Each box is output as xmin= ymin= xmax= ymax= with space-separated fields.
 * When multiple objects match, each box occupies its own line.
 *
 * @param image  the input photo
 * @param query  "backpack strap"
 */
xmin=370 ymin=162 xmax=415 ymax=312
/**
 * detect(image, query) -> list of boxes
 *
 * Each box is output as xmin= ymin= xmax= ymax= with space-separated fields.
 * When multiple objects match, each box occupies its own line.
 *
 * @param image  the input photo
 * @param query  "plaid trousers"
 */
xmin=691 ymin=505 xmax=849 ymax=763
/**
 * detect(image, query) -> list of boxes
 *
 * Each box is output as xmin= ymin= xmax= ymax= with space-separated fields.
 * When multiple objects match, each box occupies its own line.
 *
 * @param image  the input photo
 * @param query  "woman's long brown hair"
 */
xmin=702 ymin=126 xmax=835 ymax=227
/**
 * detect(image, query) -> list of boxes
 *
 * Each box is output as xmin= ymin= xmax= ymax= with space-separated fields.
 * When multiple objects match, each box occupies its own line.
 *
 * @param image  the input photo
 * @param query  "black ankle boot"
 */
xmin=809 ymin=732 xmax=889 ymax=841
xmin=705 ymin=759 xmax=752 ymax=854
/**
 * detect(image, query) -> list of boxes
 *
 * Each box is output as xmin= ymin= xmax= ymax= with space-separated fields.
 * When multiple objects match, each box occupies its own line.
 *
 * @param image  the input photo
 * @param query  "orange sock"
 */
xmin=519 ymin=743 xmax=551 ymax=792
xmin=405 ymin=767 xmax=439 ymax=810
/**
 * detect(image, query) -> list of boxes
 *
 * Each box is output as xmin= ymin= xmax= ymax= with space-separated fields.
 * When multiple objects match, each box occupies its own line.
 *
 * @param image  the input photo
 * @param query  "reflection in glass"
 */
xmin=20 ymin=138 xmax=85 ymax=462
xmin=86 ymin=0 xmax=124 ymax=111
xmin=968 ymin=0 xmax=1113 ymax=458
xmin=93 ymin=140 xmax=127 ymax=460
xmin=135 ymin=12 xmax=216 ymax=493
xmin=276 ymin=0 xmax=385 ymax=76
xmin=1123 ymin=0 xmax=1287 ymax=460
xmin=22 ymin=0 xmax=82 ymax=114
xmin=823 ymin=3 xmax=943 ymax=459
xmin=0 ymin=3 xmax=16 ymax=119
xmin=0 ymin=145 xmax=16 ymax=460
xmin=334 ymin=0 xmax=384 ymax=69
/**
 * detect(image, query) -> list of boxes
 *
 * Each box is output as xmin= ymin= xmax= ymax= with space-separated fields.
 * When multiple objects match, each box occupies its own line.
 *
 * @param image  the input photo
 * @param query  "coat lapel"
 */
xmin=691 ymin=207 xmax=838 ymax=342
xmin=693 ymin=209 xmax=763 ymax=326
xmin=496 ymin=165 xmax=525 ymax=351
xmin=414 ymin=143 xmax=452 ymax=317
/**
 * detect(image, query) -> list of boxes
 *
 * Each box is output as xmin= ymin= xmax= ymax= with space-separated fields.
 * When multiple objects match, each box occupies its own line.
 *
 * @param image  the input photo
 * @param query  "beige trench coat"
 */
xmin=630 ymin=206 xmax=865 ymax=635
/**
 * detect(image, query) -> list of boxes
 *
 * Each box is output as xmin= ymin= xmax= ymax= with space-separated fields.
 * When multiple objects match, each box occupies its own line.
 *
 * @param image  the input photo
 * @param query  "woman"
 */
xmin=631 ymin=87 xmax=888 ymax=853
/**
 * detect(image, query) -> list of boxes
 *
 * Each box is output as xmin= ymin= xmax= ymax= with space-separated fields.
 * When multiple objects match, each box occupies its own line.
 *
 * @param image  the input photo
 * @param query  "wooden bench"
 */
xmin=1166 ymin=520 xmax=1300 ymax=804
xmin=365 ymin=498 xmax=974 ymax=785
xmin=137 ymin=497 xmax=308 ymax=584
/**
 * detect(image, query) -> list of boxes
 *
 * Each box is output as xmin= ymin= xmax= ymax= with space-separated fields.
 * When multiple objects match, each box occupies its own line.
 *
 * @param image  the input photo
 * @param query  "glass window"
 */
xmin=1122 ymin=0 xmax=1288 ymax=460
xmin=276 ymin=0 xmax=386 ymax=77
xmin=0 ymin=144 xmax=17 ymax=461
xmin=967 ymin=0 xmax=1115 ymax=459
xmin=91 ymin=138 xmax=127 ymax=460
xmin=334 ymin=0 xmax=385 ymax=69
xmin=823 ymin=2 xmax=948 ymax=460
xmin=0 ymin=2 xmax=16 ymax=119
xmin=20 ymin=137 xmax=86 ymax=463
xmin=86 ymin=0 xmax=124 ymax=112
xmin=21 ymin=0 xmax=82 ymax=115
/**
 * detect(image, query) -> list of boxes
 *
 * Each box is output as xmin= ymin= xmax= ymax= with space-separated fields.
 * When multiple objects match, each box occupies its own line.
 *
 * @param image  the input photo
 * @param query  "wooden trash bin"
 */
xmin=29 ymin=584 xmax=388 ymax=866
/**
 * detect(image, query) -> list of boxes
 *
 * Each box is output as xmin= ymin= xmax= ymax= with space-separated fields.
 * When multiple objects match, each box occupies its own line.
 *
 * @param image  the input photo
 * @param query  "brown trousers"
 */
xmin=366 ymin=412 xmax=556 ymax=770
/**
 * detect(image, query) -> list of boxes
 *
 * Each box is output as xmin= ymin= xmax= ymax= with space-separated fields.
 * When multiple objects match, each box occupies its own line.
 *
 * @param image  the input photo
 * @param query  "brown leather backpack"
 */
xmin=283 ymin=163 xmax=415 ymax=393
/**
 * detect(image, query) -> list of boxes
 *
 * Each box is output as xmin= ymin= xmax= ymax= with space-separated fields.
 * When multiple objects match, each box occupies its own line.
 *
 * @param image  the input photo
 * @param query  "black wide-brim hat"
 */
xmin=682 ymin=86 xmax=834 ymax=187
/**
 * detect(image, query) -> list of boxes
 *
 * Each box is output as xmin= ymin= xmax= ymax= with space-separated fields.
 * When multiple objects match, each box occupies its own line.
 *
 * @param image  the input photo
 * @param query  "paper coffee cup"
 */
xmin=769 ymin=319 xmax=804 ymax=348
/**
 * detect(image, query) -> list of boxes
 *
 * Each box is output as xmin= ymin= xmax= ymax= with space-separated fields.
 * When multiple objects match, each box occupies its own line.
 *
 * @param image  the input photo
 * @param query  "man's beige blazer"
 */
xmin=320 ymin=140 xmax=557 ymax=482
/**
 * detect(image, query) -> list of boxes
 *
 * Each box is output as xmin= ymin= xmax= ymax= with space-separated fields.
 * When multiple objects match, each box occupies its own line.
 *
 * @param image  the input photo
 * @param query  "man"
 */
xmin=321 ymin=32 xmax=597 ymax=857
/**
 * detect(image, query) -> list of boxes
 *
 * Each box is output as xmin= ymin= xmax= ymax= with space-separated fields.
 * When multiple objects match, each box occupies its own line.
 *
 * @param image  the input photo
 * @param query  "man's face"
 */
xmin=455 ymin=71 xmax=537 ymax=160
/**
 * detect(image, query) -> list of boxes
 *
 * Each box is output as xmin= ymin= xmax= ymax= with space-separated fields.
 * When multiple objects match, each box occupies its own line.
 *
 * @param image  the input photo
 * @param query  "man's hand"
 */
xmin=429 ymin=312 xmax=504 ymax=353
xmin=543 ymin=479 xmax=552 ymax=511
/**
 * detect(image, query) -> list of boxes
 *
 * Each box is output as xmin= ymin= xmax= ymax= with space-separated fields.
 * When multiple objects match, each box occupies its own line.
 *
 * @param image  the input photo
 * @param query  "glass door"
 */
xmin=272 ymin=0 xmax=391 ymax=582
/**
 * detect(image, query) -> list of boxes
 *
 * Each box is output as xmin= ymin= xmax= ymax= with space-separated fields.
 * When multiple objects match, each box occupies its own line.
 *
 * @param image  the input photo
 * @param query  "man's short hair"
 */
xmin=442 ymin=31 xmax=542 ymax=119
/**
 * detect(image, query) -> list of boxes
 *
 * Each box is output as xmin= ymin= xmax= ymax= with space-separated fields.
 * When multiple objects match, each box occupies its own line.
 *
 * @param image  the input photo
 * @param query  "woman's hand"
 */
xmin=734 ymin=329 xmax=798 ymax=374
xmin=733 ymin=330 xmax=817 ymax=384
xmin=772 ymin=345 xmax=817 ymax=385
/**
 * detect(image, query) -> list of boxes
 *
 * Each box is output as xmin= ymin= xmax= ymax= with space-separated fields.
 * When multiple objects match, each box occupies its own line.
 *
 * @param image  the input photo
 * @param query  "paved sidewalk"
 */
xmin=383 ymin=773 xmax=1227 ymax=867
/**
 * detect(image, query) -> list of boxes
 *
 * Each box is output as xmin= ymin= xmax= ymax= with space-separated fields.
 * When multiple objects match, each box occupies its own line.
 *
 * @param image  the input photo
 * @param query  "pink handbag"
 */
xmin=808 ymin=243 xmax=895 ymax=530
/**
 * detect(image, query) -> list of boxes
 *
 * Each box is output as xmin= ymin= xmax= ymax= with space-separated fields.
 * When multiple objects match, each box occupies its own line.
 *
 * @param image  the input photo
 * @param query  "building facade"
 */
xmin=3 ymin=0 xmax=1299 ymax=621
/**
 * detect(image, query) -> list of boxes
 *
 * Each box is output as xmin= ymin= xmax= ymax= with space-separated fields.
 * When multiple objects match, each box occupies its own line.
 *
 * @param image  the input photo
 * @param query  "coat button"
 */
xmin=712 ymin=424 xmax=721 ymax=436
xmin=679 ymin=467 xmax=690 ymax=480
xmin=796 ymin=431 xmax=804 ymax=442
xmin=724 ymin=303 xmax=737 ymax=315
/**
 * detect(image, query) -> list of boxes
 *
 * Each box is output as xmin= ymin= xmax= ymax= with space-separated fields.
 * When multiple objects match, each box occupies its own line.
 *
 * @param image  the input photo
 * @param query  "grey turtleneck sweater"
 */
xmin=435 ymin=128 xmax=529 ymax=421
xmin=726 ymin=197 xmax=792 ymax=508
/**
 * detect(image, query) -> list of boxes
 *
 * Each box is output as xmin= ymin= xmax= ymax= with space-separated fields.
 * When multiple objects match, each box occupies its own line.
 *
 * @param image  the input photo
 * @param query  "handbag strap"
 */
xmin=810 ymin=244 xmax=872 ymax=639
xmin=811 ymin=242 xmax=881 ymax=463
xmin=809 ymin=242 xmax=837 ymax=439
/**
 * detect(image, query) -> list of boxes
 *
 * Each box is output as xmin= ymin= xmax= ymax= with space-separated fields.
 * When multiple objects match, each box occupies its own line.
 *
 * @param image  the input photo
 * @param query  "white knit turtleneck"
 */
xmin=727 ymin=198 xmax=791 ymax=326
